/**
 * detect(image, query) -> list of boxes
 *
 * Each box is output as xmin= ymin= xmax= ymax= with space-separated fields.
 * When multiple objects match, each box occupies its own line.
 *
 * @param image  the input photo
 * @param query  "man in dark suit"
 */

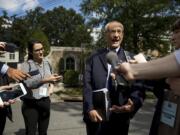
xmin=83 ymin=21 xmax=145 ymax=135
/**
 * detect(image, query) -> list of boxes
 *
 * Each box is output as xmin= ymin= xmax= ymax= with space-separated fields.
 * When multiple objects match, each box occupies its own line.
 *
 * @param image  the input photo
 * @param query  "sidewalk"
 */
xmin=4 ymin=98 xmax=156 ymax=135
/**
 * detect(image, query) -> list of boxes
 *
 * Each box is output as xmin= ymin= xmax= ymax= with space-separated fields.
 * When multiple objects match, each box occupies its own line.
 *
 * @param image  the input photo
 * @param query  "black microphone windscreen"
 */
xmin=5 ymin=43 xmax=18 ymax=52
xmin=106 ymin=51 xmax=129 ymax=86
xmin=106 ymin=51 xmax=119 ymax=69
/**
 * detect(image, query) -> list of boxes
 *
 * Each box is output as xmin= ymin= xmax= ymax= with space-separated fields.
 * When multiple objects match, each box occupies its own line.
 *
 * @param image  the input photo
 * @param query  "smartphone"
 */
xmin=5 ymin=43 xmax=18 ymax=53
xmin=0 ymin=83 xmax=27 ymax=105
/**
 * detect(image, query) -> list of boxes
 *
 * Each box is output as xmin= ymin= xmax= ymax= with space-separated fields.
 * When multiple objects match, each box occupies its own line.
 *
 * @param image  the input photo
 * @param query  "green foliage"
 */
xmin=64 ymin=70 xmax=79 ymax=87
xmin=40 ymin=6 xmax=92 ymax=47
xmin=0 ymin=6 xmax=92 ymax=58
xmin=81 ymin=0 xmax=180 ymax=54
xmin=30 ymin=28 xmax=50 ymax=56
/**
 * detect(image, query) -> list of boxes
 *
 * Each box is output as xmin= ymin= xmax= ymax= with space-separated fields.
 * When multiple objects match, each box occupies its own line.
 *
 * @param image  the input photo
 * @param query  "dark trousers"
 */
xmin=0 ymin=108 xmax=7 ymax=135
xmin=21 ymin=97 xmax=50 ymax=135
xmin=107 ymin=113 xmax=130 ymax=135
xmin=85 ymin=113 xmax=130 ymax=135
xmin=85 ymin=120 xmax=109 ymax=135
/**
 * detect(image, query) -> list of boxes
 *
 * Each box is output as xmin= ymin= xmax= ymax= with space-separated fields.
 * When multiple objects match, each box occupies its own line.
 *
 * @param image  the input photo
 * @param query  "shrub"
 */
xmin=64 ymin=70 xmax=79 ymax=87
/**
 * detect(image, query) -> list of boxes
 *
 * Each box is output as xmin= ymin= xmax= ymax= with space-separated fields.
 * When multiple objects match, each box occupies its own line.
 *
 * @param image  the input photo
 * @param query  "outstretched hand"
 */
xmin=0 ymin=99 xmax=15 ymax=108
xmin=43 ymin=74 xmax=63 ymax=84
xmin=110 ymin=98 xmax=134 ymax=113
xmin=7 ymin=67 xmax=31 ymax=82
xmin=0 ymin=85 xmax=12 ymax=91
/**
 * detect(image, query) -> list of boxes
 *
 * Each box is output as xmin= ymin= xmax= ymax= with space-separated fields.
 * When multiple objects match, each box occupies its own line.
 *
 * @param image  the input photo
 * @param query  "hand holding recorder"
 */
xmin=42 ymin=74 xmax=63 ymax=84
xmin=0 ymin=83 xmax=27 ymax=107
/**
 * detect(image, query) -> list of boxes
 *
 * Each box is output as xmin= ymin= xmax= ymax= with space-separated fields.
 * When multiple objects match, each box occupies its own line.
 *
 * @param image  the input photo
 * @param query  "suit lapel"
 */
xmin=99 ymin=49 xmax=108 ymax=71
xmin=117 ymin=48 xmax=127 ymax=62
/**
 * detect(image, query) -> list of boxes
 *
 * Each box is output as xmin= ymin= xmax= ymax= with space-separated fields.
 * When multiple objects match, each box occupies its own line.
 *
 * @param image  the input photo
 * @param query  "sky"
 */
xmin=0 ymin=0 xmax=82 ymax=17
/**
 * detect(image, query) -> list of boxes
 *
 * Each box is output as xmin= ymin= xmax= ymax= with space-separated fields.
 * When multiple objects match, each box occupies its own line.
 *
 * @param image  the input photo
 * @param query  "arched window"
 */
xmin=59 ymin=58 xmax=64 ymax=74
xmin=66 ymin=57 xmax=75 ymax=70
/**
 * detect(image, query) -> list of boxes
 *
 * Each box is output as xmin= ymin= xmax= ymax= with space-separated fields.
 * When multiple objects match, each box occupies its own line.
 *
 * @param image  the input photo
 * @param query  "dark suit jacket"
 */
xmin=83 ymin=48 xmax=145 ymax=121
xmin=148 ymin=79 xmax=169 ymax=135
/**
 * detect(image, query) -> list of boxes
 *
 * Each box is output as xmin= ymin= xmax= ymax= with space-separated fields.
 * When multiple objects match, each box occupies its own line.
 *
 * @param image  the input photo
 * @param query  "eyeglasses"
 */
xmin=34 ymin=47 xmax=44 ymax=53
xmin=108 ymin=29 xmax=123 ymax=34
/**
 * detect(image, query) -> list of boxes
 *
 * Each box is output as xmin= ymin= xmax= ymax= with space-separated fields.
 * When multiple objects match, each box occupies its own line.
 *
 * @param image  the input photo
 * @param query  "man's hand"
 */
xmin=0 ymin=42 xmax=6 ymax=55
xmin=166 ymin=77 xmax=180 ymax=96
xmin=88 ymin=109 xmax=103 ymax=122
xmin=0 ymin=85 xmax=12 ymax=91
xmin=7 ymin=67 xmax=30 ymax=82
xmin=0 ymin=42 xmax=6 ymax=49
xmin=110 ymin=98 xmax=134 ymax=113
xmin=0 ymin=99 xmax=15 ymax=108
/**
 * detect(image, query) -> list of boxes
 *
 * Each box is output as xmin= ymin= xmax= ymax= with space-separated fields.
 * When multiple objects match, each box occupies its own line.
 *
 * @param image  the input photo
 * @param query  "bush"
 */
xmin=64 ymin=70 xmax=79 ymax=87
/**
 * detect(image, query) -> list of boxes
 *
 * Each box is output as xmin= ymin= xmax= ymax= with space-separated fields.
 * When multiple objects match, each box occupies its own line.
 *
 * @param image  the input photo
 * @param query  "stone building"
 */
xmin=47 ymin=46 xmax=85 ymax=74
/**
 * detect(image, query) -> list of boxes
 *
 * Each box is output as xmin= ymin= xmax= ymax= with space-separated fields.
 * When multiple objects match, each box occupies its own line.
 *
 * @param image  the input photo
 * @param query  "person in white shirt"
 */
xmin=20 ymin=40 xmax=62 ymax=135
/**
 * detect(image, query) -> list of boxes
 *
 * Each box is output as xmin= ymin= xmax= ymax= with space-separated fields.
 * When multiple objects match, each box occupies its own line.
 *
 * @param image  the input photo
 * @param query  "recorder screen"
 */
xmin=0 ymin=85 xmax=24 ymax=102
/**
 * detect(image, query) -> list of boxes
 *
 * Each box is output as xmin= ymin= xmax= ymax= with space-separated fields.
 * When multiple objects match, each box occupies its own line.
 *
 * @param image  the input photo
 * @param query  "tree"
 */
xmin=9 ymin=7 xmax=46 ymax=59
xmin=5 ymin=6 xmax=92 ymax=49
xmin=81 ymin=0 xmax=180 ymax=54
xmin=41 ymin=6 xmax=92 ymax=47
xmin=0 ymin=11 xmax=12 ymax=42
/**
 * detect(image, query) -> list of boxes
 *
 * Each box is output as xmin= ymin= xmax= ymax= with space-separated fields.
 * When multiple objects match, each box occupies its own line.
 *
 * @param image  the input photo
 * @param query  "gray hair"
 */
xmin=105 ymin=21 xmax=124 ymax=32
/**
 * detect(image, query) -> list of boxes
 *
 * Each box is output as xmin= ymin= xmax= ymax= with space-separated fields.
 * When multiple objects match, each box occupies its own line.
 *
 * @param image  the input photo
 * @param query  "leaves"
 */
xmin=0 ymin=6 xmax=92 ymax=57
xmin=81 ymin=0 xmax=180 ymax=55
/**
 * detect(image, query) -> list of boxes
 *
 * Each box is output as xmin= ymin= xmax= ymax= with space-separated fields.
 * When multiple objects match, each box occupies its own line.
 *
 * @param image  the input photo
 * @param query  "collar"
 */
xmin=107 ymin=47 xmax=120 ymax=53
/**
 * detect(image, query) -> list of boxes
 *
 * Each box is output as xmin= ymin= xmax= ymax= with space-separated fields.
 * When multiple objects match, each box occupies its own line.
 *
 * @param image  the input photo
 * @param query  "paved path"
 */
xmin=4 ymin=98 xmax=156 ymax=135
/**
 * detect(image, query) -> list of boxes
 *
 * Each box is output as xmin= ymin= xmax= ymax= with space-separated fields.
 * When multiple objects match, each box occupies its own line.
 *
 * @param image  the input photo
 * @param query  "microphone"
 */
xmin=106 ymin=51 xmax=128 ymax=86
xmin=5 ymin=43 xmax=19 ymax=53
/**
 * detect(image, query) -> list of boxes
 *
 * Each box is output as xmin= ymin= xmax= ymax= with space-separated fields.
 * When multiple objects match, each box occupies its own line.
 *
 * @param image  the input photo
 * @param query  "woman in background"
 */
xmin=21 ymin=40 xmax=61 ymax=135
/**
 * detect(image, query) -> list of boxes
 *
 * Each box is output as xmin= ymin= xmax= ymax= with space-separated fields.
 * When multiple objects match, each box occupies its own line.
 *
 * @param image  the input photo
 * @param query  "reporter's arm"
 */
xmin=132 ymin=53 xmax=180 ymax=79
xmin=119 ymin=53 xmax=180 ymax=80
xmin=0 ymin=62 xmax=30 ymax=82
xmin=7 ymin=67 xmax=30 ymax=82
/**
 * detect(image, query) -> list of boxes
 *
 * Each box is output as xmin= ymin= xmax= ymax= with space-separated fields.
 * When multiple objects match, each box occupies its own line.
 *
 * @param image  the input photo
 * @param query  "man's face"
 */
xmin=106 ymin=23 xmax=124 ymax=49
xmin=171 ymin=29 xmax=180 ymax=49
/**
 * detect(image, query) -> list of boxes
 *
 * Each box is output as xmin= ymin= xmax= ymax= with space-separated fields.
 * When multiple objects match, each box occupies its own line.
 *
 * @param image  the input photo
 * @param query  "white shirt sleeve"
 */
xmin=174 ymin=49 xmax=180 ymax=65
xmin=1 ymin=64 xmax=9 ymax=75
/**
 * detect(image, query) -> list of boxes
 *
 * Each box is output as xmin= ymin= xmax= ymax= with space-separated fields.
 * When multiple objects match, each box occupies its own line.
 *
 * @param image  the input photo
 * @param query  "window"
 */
xmin=59 ymin=58 xmax=64 ymax=73
xmin=66 ymin=57 xmax=75 ymax=70
xmin=9 ymin=53 xmax=15 ymax=60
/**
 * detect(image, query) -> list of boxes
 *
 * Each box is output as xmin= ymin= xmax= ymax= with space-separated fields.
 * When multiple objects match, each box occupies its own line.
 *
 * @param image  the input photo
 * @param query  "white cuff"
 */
xmin=1 ymin=64 xmax=9 ymax=75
